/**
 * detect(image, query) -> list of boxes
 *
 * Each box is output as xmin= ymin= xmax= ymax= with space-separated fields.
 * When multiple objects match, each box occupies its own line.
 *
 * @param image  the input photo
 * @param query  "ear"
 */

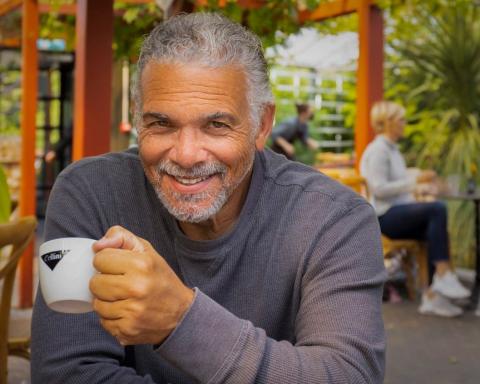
xmin=255 ymin=104 xmax=276 ymax=151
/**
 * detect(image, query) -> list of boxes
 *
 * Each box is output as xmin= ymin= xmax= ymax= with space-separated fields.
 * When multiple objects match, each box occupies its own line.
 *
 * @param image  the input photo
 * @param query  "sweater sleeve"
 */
xmin=155 ymin=202 xmax=386 ymax=383
xmin=363 ymin=146 xmax=416 ymax=199
xmin=31 ymin=169 xmax=158 ymax=384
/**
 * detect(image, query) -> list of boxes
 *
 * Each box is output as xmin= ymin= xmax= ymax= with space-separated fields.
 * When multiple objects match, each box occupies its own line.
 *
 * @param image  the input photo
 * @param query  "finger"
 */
xmin=99 ymin=318 xmax=130 ymax=346
xmin=93 ymin=247 xmax=157 ymax=276
xmin=93 ymin=298 xmax=125 ymax=320
xmin=93 ymin=225 xmax=147 ymax=253
xmin=93 ymin=248 xmax=135 ymax=275
xmin=90 ymin=273 xmax=131 ymax=301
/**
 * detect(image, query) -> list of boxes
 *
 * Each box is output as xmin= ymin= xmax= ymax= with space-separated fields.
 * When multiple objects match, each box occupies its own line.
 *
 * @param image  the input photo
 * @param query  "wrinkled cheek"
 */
xmin=144 ymin=167 xmax=164 ymax=191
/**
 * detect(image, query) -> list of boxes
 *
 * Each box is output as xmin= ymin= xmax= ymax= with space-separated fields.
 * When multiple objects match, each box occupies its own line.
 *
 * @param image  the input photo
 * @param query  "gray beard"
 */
xmin=155 ymin=186 xmax=229 ymax=223
xmin=150 ymin=152 xmax=255 ymax=223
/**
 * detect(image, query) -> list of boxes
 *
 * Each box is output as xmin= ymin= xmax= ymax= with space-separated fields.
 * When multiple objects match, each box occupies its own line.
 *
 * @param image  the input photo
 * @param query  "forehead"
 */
xmin=140 ymin=61 xmax=248 ymax=112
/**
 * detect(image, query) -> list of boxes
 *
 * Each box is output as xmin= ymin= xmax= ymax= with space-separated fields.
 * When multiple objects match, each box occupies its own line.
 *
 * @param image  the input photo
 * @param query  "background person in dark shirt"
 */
xmin=270 ymin=102 xmax=319 ymax=160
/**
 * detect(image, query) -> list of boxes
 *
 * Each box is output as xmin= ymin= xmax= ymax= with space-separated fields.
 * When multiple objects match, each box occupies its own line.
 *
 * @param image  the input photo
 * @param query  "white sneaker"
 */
xmin=418 ymin=293 xmax=463 ymax=317
xmin=431 ymin=271 xmax=471 ymax=299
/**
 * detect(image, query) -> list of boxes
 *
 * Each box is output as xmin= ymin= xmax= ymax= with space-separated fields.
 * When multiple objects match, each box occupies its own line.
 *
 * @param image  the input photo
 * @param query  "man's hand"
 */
xmin=90 ymin=226 xmax=195 ymax=346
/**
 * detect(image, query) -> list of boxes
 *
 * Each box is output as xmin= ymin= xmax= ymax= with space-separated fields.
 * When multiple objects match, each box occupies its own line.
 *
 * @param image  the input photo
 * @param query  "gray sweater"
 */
xmin=31 ymin=148 xmax=386 ymax=384
xmin=360 ymin=135 xmax=416 ymax=216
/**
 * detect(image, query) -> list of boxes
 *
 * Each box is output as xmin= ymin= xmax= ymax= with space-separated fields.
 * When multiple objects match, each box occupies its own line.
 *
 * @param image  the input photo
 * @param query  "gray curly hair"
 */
xmin=133 ymin=12 xmax=274 ymax=132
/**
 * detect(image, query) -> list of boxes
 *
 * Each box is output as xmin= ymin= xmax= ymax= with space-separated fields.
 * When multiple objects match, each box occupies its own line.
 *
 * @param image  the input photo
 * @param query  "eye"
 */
xmin=209 ymin=121 xmax=229 ymax=129
xmin=142 ymin=119 xmax=175 ymax=134
xmin=147 ymin=120 xmax=170 ymax=128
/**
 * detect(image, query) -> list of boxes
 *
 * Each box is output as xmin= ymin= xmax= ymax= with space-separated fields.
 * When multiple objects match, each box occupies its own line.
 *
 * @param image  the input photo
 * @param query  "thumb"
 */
xmin=93 ymin=225 xmax=146 ymax=253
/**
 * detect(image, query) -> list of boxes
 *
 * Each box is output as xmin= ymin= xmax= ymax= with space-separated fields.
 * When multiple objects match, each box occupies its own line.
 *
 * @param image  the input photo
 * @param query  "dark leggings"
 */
xmin=379 ymin=201 xmax=450 ymax=278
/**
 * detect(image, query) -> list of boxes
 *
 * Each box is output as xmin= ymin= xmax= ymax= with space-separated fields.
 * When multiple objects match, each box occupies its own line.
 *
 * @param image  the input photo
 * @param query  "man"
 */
xmin=32 ymin=13 xmax=386 ymax=383
xmin=270 ymin=103 xmax=319 ymax=160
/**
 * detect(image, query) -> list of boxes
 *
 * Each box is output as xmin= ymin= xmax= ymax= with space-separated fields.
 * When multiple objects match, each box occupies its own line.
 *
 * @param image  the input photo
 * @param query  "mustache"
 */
xmin=154 ymin=160 xmax=227 ymax=178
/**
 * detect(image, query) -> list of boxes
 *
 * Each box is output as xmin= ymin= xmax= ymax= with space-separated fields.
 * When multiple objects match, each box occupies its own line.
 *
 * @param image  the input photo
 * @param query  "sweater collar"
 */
xmin=377 ymin=134 xmax=398 ymax=150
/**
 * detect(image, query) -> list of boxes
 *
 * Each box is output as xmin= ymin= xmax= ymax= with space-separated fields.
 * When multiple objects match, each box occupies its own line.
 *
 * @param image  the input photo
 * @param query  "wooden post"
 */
xmin=355 ymin=0 xmax=383 ymax=168
xmin=18 ymin=0 xmax=38 ymax=308
xmin=73 ymin=0 xmax=114 ymax=160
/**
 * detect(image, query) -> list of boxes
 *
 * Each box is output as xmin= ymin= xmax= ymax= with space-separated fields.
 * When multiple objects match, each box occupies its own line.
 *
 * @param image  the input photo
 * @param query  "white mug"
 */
xmin=39 ymin=237 xmax=97 ymax=314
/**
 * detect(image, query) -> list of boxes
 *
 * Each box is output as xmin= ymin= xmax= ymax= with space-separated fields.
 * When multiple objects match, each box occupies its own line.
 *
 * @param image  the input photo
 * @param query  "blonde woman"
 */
xmin=360 ymin=101 xmax=469 ymax=317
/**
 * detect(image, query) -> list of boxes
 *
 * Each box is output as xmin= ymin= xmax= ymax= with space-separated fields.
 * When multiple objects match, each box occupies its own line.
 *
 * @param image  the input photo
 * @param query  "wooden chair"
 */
xmin=0 ymin=216 xmax=37 ymax=384
xmin=331 ymin=173 xmax=430 ymax=300
xmin=381 ymin=236 xmax=429 ymax=300
xmin=337 ymin=174 xmax=370 ymax=197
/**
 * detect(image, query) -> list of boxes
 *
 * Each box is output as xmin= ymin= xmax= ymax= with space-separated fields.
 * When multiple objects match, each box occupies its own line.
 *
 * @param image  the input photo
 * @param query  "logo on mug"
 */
xmin=41 ymin=250 xmax=70 ymax=271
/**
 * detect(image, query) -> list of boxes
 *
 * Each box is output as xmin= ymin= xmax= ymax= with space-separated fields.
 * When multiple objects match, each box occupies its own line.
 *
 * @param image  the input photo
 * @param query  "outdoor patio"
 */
xmin=2 ymin=1 xmax=480 ymax=383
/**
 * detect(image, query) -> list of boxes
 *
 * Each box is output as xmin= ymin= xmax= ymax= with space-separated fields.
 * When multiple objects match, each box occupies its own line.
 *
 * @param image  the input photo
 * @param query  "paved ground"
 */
xmin=384 ymin=301 xmax=480 ymax=384
xmin=7 ymin=309 xmax=31 ymax=384
xmin=7 ymin=300 xmax=480 ymax=384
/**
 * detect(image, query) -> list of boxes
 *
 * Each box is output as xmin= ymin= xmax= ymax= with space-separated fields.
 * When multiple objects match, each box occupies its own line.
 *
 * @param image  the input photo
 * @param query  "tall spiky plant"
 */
xmin=388 ymin=1 xmax=480 ymax=267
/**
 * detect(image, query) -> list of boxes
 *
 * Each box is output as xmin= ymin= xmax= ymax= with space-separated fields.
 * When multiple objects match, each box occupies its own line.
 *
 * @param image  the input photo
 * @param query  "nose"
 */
xmin=170 ymin=127 xmax=206 ymax=169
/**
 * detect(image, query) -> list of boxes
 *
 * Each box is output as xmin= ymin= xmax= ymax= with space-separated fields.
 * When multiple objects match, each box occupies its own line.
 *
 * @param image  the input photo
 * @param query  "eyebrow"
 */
xmin=205 ymin=112 xmax=238 ymax=125
xmin=142 ymin=112 xmax=169 ymax=121
xmin=142 ymin=111 xmax=239 ymax=125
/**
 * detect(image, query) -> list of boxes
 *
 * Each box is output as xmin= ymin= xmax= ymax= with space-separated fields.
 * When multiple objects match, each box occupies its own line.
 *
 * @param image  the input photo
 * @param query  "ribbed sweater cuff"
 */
xmin=155 ymin=288 xmax=247 ymax=383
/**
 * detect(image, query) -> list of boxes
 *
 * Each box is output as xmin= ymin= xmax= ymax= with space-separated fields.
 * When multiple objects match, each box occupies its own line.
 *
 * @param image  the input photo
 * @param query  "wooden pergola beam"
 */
xmin=38 ymin=3 xmax=76 ymax=14
xmin=0 ymin=0 xmax=22 ymax=17
xmin=299 ymin=0 xmax=365 ymax=23
xmin=194 ymin=0 xmax=263 ymax=8
xmin=18 ymin=0 xmax=38 ymax=308
xmin=0 ymin=37 xmax=21 ymax=47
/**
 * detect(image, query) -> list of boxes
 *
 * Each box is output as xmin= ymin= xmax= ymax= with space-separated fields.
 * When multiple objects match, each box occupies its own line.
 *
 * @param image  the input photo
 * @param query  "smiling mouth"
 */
xmin=173 ymin=175 xmax=214 ymax=185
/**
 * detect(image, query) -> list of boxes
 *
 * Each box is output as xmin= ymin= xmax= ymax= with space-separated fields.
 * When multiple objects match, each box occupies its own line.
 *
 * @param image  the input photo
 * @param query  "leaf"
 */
xmin=123 ymin=8 xmax=140 ymax=24
xmin=0 ymin=166 xmax=11 ymax=223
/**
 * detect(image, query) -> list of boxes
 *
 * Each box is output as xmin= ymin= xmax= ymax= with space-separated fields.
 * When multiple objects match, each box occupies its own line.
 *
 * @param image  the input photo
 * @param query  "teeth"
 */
xmin=174 ymin=176 xmax=210 ymax=185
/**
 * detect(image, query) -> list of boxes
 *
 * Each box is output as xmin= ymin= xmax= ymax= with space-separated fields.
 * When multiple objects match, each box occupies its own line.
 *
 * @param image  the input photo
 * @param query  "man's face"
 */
xmin=138 ymin=62 xmax=269 ymax=223
xmin=300 ymin=106 xmax=314 ymax=122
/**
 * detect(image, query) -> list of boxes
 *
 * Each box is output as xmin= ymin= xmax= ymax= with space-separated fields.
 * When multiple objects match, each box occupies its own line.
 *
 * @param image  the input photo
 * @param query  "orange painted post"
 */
xmin=73 ymin=0 xmax=114 ymax=160
xmin=355 ymin=0 xmax=383 ymax=168
xmin=18 ymin=0 xmax=39 ymax=308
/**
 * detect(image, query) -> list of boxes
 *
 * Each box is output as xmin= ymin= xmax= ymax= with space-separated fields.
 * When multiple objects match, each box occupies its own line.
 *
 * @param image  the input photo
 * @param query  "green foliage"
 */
xmin=0 ymin=166 xmax=11 ymax=223
xmin=39 ymin=1 xmax=76 ymax=50
xmin=385 ymin=0 xmax=480 ymax=267
xmin=313 ymin=12 xmax=357 ymax=35
xmin=0 ymin=52 xmax=21 ymax=135
xmin=113 ymin=1 xmax=164 ymax=60
xmin=200 ymin=0 xmax=327 ymax=47
xmin=385 ymin=0 xmax=480 ymax=173
xmin=38 ymin=1 xmax=163 ymax=59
